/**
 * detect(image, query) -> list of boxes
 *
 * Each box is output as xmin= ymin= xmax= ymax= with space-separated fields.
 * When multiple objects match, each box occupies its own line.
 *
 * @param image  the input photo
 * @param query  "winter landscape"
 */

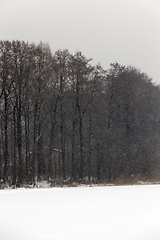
xmin=1 ymin=1 xmax=160 ymax=239
xmin=1 ymin=184 xmax=160 ymax=240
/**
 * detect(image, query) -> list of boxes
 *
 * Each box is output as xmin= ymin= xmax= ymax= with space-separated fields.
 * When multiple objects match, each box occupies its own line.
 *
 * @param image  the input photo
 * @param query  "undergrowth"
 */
xmin=1 ymin=175 xmax=160 ymax=189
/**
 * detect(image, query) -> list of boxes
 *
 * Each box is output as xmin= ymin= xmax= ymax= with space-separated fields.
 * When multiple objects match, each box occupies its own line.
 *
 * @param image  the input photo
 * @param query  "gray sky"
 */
xmin=1 ymin=0 xmax=160 ymax=84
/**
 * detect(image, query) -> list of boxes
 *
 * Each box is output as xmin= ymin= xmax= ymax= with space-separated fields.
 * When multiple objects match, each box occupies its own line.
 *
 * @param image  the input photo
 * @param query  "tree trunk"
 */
xmin=12 ymin=103 xmax=17 ymax=186
xmin=32 ymin=102 xmax=38 ymax=185
xmin=71 ymin=120 xmax=76 ymax=181
xmin=37 ymin=119 xmax=45 ymax=181
xmin=60 ymin=107 xmax=66 ymax=181
xmin=0 ymin=115 xmax=3 ymax=181
xmin=79 ymin=116 xmax=84 ymax=181
xmin=48 ymin=120 xmax=55 ymax=180
xmin=60 ymin=76 xmax=66 ymax=181
xmin=24 ymin=109 xmax=30 ymax=183
xmin=17 ymin=78 xmax=23 ymax=186
xmin=88 ymin=115 xmax=92 ymax=182
xmin=96 ymin=143 xmax=101 ymax=182
xmin=3 ymin=92 xmax=9 ymax=183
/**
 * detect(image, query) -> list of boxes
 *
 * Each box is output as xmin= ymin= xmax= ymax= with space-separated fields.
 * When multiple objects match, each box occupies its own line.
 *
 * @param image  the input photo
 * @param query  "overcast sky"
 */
xmin=1 ymin=0 xmax=160 ymax=84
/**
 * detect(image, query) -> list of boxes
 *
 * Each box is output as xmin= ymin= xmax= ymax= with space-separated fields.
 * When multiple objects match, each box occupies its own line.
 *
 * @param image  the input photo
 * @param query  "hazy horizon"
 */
xmin=1 ymin=0 xmax=160 ymax=84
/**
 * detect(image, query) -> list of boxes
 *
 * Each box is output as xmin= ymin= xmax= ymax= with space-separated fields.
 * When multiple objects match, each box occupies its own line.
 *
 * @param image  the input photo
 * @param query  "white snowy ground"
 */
xmin=0 ymin=185 xmax=160 ymax=240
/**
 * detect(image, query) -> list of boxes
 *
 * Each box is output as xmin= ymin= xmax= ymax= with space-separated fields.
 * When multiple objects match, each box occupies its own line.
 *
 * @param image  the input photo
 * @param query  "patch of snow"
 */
xmin=0 ymin=185 xmax=160 ymax=240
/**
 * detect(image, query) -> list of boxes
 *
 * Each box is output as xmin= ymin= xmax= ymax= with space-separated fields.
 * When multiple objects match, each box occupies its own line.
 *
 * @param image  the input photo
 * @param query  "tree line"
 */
xmin=0 ymin=40 xmax=160 ymax=186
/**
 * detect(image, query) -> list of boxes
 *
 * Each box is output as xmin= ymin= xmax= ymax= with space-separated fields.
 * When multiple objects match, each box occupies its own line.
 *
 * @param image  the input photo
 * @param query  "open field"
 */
xmin=0 ymin=185 xmax=160 ymax=240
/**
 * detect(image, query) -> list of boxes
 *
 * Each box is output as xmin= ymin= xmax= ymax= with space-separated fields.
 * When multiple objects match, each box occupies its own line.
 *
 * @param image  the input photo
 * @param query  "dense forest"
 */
xmin=0 ymin=40 xmax=160 ymax=187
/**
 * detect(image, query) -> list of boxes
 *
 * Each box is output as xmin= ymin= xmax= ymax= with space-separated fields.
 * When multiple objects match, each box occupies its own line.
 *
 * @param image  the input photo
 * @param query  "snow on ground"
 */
xmin=0 ymin=185 xmax=160 ymax=240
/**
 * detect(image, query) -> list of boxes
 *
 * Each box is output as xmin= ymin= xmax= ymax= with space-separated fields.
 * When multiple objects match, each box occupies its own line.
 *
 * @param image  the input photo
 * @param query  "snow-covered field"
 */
xmin=1 ymin=185 xmax=160 ymax=240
